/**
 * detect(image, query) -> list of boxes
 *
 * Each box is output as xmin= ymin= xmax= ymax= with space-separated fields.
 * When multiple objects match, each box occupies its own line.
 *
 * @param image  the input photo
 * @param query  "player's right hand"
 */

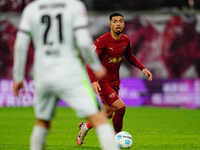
xmin=93 ymin=66 xmax=106 ymax=80
xmin=92 ymin=81 xmax=101 ymax=93
xmin=13 ymin=81 xmax=24 ymax=96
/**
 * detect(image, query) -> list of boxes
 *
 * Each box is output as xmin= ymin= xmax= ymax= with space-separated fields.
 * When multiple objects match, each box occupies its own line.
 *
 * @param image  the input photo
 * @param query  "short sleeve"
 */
xmin=19 ymin=5 xmax=32 ymax=32
xmin=73 ymin=2 xmax=88 ymax=30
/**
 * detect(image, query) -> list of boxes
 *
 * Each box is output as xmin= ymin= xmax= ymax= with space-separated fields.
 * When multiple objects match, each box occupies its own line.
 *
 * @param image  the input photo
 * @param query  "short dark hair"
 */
xmin=109 ymin=13 xmax=124 ymax=21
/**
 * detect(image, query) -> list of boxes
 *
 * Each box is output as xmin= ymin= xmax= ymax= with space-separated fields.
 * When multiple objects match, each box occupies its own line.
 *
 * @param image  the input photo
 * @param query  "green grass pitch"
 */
xmin=0 ymin=107 xmax=200 ymax=150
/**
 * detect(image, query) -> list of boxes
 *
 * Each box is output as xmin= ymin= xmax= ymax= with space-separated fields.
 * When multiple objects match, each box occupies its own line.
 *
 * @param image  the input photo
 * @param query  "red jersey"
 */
xmin=87 ymin=32 xmax=145 ymax=84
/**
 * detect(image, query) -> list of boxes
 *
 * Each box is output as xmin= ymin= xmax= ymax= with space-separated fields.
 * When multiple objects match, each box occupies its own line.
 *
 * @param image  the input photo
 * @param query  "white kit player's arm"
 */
xmin=13 ymin=32 xmax=31 ymax=82
xmin=13 ymin=6 xmax=32 ymax=82
xmin=75 ymin=29 xmax=102 ymax=72
xmin=73 ymin=1 xmax=102 ymax=72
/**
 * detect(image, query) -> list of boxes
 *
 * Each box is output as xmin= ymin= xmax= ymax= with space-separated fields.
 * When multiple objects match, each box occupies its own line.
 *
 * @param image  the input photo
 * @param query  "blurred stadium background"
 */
xmin=0 ymin=0 xmax=200 ymax=150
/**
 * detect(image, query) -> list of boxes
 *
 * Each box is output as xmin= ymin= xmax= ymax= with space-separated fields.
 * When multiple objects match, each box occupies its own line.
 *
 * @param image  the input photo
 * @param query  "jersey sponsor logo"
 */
xmin=108 ymin=57 xmax=122 ymax=64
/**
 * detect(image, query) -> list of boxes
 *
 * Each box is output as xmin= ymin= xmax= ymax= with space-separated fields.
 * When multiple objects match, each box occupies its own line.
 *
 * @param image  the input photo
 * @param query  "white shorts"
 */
xmin=33 ymin=76 xmax=98 ymax=121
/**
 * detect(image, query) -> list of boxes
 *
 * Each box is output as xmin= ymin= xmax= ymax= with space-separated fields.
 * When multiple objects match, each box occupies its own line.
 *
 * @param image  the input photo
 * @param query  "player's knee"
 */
xmin=112 ymin=98 xmax=126 ymax=110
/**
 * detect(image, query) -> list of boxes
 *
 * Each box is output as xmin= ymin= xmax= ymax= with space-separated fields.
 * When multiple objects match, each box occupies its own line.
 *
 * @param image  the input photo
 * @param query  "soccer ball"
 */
xmin=115 ymin=131 xmax=133 ymax=148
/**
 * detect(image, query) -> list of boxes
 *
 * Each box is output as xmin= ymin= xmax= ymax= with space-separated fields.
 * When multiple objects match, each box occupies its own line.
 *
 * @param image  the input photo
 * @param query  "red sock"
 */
xmin=112 ymin=107 xmax=126 ymax=133
xmin=86 ymin=122 xmax=92 ymax=129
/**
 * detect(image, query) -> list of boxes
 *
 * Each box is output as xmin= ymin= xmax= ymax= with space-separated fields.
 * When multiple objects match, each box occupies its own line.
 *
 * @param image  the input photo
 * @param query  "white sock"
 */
xmin=30 ymin=125 xmax=48 ymax=150
xmin=96 ymin=123 xmax=119 ymax=150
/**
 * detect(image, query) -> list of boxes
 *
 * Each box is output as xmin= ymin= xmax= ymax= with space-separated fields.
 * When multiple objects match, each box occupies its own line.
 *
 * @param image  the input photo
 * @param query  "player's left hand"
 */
xmin=142 ymin=68 xmax=152 ymax=81
xmin=13 ymin=81 xmax=24 ymax=96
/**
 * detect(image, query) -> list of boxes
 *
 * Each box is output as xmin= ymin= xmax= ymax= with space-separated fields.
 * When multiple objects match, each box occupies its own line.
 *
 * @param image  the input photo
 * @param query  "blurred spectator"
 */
xmin=6 ymin=0 xmax=23 ymax=12
xmin=0 ymin=0 xmax=6 ymax=12
xmin=161 ymin=13 xmax=200 ymax=78
xmin=0 ymin=19 xmax=34 ymax=78
xmin=0 ymin=0 xmax=34 ymax=12
xmin=0 ymin=19 xmax=17 ymax=77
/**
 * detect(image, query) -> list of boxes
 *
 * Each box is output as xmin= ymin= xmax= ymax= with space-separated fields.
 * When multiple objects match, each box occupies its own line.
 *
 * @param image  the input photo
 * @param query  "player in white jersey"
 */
xmin=13 ymin=0 xmax=119 ymax=150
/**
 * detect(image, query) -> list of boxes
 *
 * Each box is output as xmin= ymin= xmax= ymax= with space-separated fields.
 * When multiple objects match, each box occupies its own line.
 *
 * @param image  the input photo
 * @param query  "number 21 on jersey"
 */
xmin=41 ymin=13 xmax=63 ymax=45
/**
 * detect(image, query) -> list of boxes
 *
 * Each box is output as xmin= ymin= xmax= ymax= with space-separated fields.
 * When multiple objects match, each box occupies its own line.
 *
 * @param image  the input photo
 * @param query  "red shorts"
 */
xmin=98 ymin=81 xmax=120 ymax=105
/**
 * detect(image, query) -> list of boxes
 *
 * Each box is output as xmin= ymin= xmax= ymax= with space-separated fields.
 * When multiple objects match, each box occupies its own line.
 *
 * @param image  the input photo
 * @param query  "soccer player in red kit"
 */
xmin=77 ymin=13 xmax=152 ymax=145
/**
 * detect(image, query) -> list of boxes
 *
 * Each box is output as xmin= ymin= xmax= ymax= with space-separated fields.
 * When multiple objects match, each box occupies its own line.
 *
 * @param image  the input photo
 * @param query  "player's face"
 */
xmin=110 ymin=16 xmax=125 ymax=35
